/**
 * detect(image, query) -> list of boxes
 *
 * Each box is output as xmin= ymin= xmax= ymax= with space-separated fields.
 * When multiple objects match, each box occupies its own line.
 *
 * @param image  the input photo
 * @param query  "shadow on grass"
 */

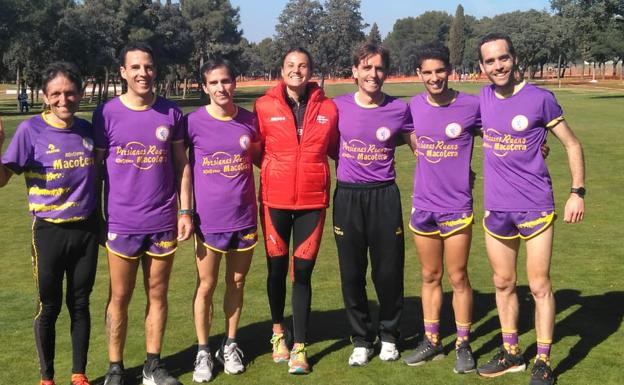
xmin=89 ymin=288 xmax=622 ymax=383
xmin=589 ymin=95 xmax=624 ymax=99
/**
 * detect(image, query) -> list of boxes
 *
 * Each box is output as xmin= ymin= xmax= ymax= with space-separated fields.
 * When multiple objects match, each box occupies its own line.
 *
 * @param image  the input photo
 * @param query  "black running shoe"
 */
xmin=453 ymin=341 xmax=476 ymax=374
xmin=403 ymin=338 xmax=444 ymax=366
xmin=142 ymin=359 xmax=180 ymax=385
xmin=477 ymin=346 xmax=526 ymax=377
xmin=529 ymin=359 xmax=555 ymax=385
xmin=103 ymin=364 xmax=125 ymax=385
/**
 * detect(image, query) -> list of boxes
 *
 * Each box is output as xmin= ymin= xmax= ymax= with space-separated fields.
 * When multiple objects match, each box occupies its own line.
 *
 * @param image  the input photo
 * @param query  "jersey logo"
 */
xmin=239 ymin=134 xmax=251 ymax=150
xmin=317 ymin=115 xmax=329 ymax=124
xmin=484 ymin=210 xmax=491 ymax=218
xmin=270 ymin=116 xmax=286 ymax=122
xmin=376 ymin=127 xmax=391 ymax=142
xmin=445 ymin=123 xmax=462 ymax=138
xmin=155 ymin=126 xmax=170 ymax=141
xmin=82 ymin=138 xmax=94 ymax=151
xmin=511 ymin=115 xmax=529 ymax=131
xmin=46 ymin=144 xmax=60 ymax=154
xmin=107 ymin=232 xmax=118 ymax=241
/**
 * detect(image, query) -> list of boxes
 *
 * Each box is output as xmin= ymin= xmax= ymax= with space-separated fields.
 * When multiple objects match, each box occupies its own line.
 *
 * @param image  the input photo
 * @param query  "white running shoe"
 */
xmin=216 ymin=342 xmax=245 ymax=375
xmin=379 ymin=341 xmax=400 ymax=361
xmin=192 ymin=350 xmax=214 ymax=383
xmin=348 ymin=347 xmax=375 ymax=366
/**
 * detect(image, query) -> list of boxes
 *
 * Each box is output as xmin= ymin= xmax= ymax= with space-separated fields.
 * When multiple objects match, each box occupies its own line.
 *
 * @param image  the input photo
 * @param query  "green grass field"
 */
xmin=1 ymin=81 xmax=622 ymax=385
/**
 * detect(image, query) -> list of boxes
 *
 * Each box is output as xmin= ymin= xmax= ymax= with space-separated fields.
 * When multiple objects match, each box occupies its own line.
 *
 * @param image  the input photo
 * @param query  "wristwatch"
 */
xmin=570 ymin=187 xmax=586 ymax=198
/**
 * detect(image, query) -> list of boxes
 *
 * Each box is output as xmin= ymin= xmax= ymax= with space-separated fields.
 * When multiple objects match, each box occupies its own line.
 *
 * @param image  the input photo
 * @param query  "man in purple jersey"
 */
xmin=185 ymin=58 xmax=258 ymax=381
xmin=475 ymin=33 xmax=585 ymax=385
xmin=93 ymin=42 xmax=192 ymax=385
xmin=1 ymin=63 xmax=98 ymax=385
xmin=402 ymin=43 xmax=479 ymax=374
xmin=333 ymin=43 xmax=415 ymax=366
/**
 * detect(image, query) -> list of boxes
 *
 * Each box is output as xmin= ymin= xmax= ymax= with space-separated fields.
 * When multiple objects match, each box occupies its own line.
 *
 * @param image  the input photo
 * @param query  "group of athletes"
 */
xmin=0 ymin=31 xmax=585 ymax=385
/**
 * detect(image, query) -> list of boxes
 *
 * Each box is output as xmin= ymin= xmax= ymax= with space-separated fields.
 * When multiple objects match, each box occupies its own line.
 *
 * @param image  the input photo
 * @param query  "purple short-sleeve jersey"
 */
xmin=480 ymin=82 xmax=563 ymax=211
xmin=410 ymin=92 xmax=480 ymax=212
xmin=93 ymin=95 xmax=183 ymax=234
xmin=334 ymin=93 xmax=413 ymax=183
xmin=2 ymin=113 xmax=96 ymax=222
xmin=185 ymin=106 xmax=258 ymax=233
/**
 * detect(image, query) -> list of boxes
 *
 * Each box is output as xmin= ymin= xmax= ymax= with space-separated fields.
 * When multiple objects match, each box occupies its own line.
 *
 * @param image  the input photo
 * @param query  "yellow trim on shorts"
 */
xmin=456 ymin=321 xmax=472 ymax=327
xmin=483 ymin=212 xmax=556 ymax=240
xmin=482 ymin=218 xmax=521 ymax=240
xmin=546 ymin=116 xmax=564 ymax=129
xmin=105 ymin=242 xmax=143 ymax=260
xmin=408 ymin=213 xmax=473 ymax=238
xmin=408 ymin=222 xmax=440 ymax=236
xmin=31 ymin=217 xmax=43 ymax=320
xmin=145 ymin=248 xmax=177 ymax=258
xmin=203 ymin=239 xmax=258 ymax=254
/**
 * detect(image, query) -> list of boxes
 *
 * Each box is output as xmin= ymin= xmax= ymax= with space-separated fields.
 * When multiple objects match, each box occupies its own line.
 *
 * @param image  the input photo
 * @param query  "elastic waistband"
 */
xmin=336 ymin=180 xmax=395 ymax=189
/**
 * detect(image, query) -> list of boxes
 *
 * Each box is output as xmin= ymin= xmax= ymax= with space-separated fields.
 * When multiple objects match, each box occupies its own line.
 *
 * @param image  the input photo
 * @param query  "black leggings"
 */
xmin=32 ymin=215 xmax=98 ymax=380
xmin=260 ymin=206 xmax=325 ymax=343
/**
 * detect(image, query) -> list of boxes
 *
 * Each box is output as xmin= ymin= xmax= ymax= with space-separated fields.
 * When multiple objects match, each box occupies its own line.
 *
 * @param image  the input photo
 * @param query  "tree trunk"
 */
xmin=557 ymin=54 xmax=562 ymax=88
xmin=113 ymin=75 xmax=117 ymax=96
xmin=320 ymin=72 xmax=325 ymax=89
xmin=16 ymin=66 xmax=21 ymax=110
xmin=182 ymin=77 xmax=188 ymax=99
xmin=102 ymin=67 xmax=110 ymax=102
xmin=97 ymin=81 xmax=103 ymax=105
xmin=581 ymin=62 xmax=585 ymax=80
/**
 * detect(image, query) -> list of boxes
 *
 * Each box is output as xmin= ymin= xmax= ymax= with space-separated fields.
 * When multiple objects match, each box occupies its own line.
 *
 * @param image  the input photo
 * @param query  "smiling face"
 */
xmin=202 ymin=66 xmax=236 ymax=109
xmin=42 ymin=74 xmax=82 ymax=124
xmin=120 ymin=49 xmax=156 ymax=99
xmin=281 ymin=51 xmax=312 ymax=90
xmin=353 ymin=53 xmax=387 ymax=98
xmin=479 ymin=39 xmax=516 ymax=89
xmin=418 ymin=59 xmax=450 ymax=96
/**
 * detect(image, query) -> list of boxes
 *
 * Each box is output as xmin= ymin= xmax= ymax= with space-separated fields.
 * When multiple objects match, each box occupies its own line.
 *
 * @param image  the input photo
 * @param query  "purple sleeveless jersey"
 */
xmin=185 ymin=106 xmax=258 ymax=233
xmin=93 ymin=96 xmax=183 ymax=234
xmin=480 ymin=82 xmax=563 ymax=211
xmin=334 ymin=93 xmax=413 ymax=183
xmin=410 ymin=92 xmax=480 ymax=212
xmin=2 ymin=113 xmax=96 ymax=222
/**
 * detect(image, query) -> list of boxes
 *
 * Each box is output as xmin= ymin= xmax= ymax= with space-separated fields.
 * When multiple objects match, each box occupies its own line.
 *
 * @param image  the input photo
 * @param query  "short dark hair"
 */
xmin=478 ymin=32 xmax=515 ymax=62
xmin=352 ymin=42 xmax=390 ymax=69
xmin=41 ymin=62 xmax=82 ymax=94
xmin=199 ymin=58 xmax=238 ymax=84
xmin=281 ymin=47 xmax=314 ymax=73
xmin=119 ymin=41 xmax=155 ymax=67
xmin=415 ymin=42 xmax=450 ymax=69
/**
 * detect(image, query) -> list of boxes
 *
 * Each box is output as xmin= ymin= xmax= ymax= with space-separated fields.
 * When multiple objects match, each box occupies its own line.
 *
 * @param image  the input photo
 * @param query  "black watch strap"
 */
xmin=570 ymin=187 xmax=586 ymax=198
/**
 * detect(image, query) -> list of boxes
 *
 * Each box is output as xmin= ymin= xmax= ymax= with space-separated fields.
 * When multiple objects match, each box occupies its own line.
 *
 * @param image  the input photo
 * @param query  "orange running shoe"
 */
xmin=70 ymin=373 xmax=91 ymax=385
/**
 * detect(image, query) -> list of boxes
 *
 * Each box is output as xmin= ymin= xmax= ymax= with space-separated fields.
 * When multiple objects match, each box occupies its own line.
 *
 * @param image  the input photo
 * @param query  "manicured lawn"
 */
xmin=0 ymin=81 xmax=621 ymax=385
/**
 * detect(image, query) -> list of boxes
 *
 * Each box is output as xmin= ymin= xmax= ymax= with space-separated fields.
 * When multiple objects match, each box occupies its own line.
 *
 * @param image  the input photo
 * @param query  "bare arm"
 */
xmin=550 ymin=120 xmax=585 ymax=223
xmin=401 ymin=131 xmax=417 ymax=155
xmin=172 ymin=140 xmax=193 ymax=240
xmin=0 ymin=117 xmax=13 ymax=188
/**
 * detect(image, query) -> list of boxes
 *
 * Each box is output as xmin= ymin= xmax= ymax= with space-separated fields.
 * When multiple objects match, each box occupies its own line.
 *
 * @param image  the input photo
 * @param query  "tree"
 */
xmin=181 ymin=0 xmax=243 ymax=72
xmin=316 ymin=0 xmax=367 ymax=84
xmin=275 ymin=0 xmax=324 ymax=52
xmin=449 ymin=4 xmax=466 ymax=76
xmin=384 ymin=11 xmax=452 ymax=75
xmin=367 ymin=22 xmax=382 ymax=44
xmin=254 ymin=37 xmax=281 ymax=80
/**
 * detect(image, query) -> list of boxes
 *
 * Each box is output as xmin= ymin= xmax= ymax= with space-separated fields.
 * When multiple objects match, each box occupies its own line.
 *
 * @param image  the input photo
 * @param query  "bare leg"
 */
xmin=106 ymin=252 xmax=140 ymax=362
xmin=193 ymin=242 xmax=222 ymax=345
xmin=142 ymin=255 xmax=175 ymax=354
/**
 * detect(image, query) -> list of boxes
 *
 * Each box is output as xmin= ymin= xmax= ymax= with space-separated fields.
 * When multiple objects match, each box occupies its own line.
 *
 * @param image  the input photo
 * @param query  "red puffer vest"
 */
xmin=255 ymin=82 xmax=339 ymax=209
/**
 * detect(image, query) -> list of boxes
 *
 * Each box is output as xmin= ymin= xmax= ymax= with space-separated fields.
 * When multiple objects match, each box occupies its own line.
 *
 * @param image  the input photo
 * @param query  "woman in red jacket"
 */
xmin=254 ymin=47 xmax=338 ymax=374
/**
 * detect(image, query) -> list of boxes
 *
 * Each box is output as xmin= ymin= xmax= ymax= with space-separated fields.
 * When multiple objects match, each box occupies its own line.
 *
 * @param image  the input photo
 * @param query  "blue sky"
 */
xmin=231 ymin=0 xmax=552 ymax=43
